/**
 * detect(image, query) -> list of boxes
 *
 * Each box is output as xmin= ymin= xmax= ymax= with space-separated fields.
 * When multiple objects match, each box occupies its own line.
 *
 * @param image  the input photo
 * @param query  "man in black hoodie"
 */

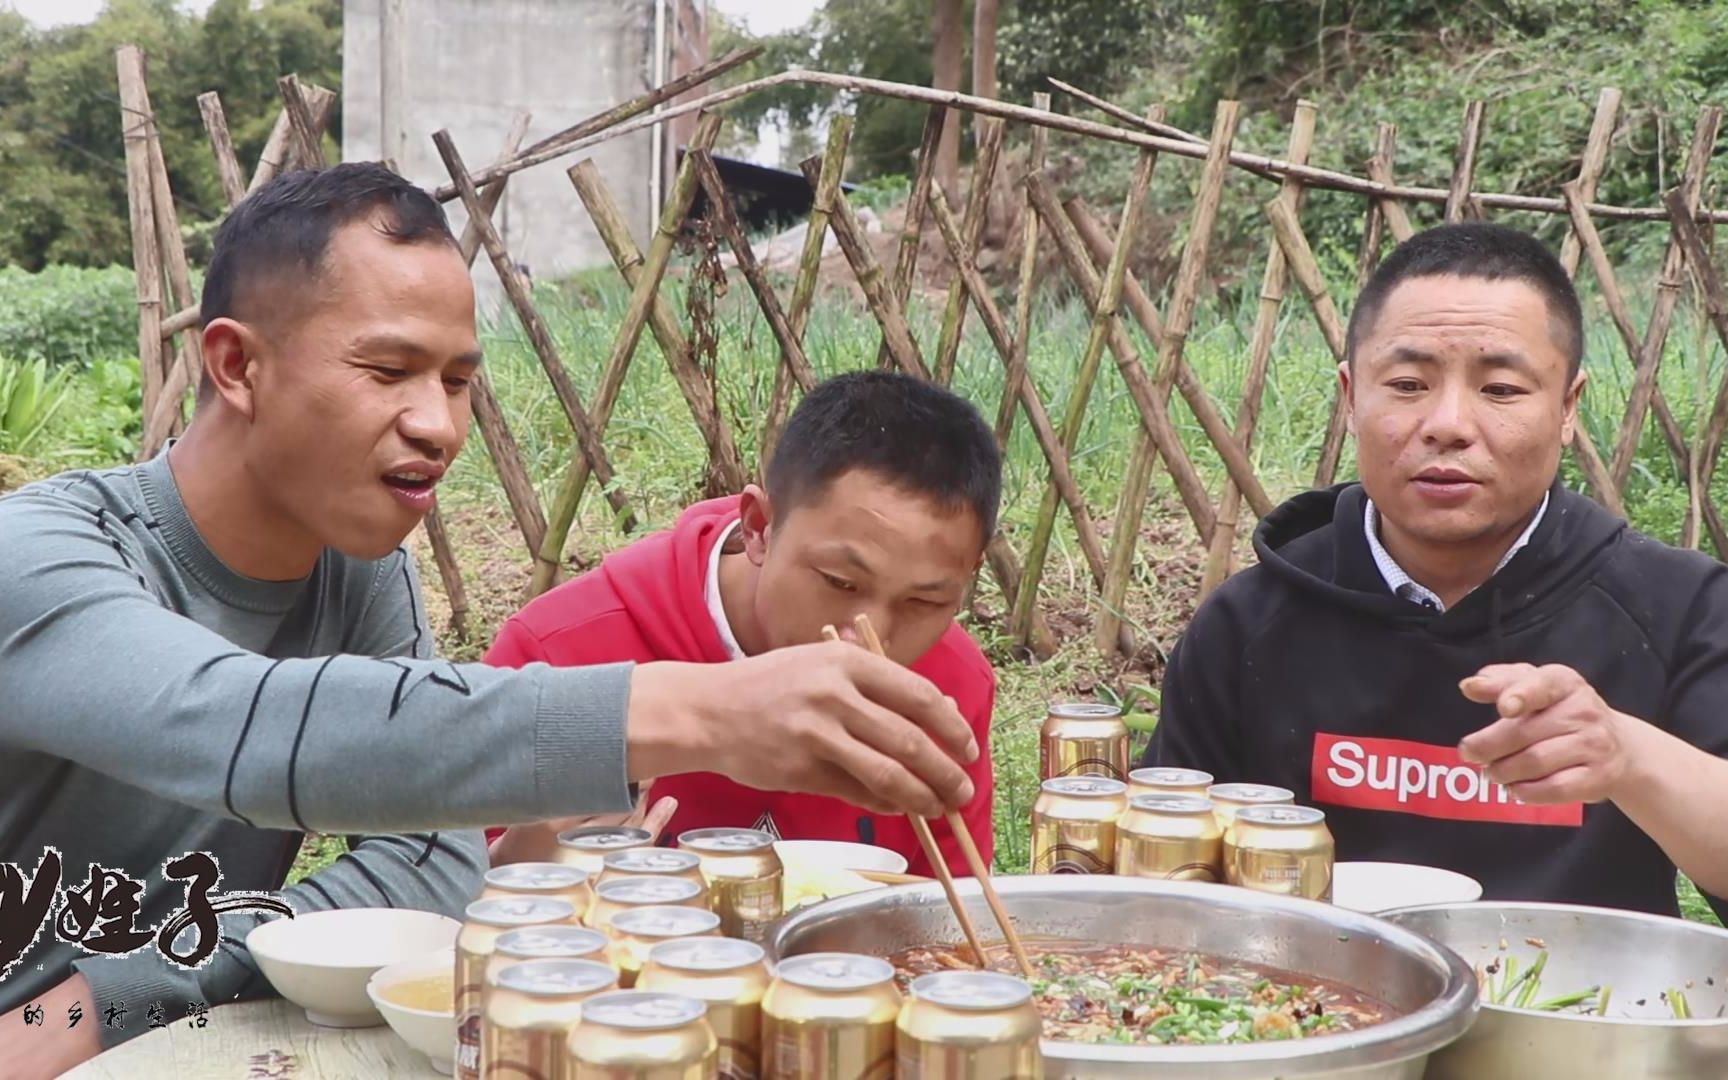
xmin=1144 ymin=223 xmax=1728 ymax=920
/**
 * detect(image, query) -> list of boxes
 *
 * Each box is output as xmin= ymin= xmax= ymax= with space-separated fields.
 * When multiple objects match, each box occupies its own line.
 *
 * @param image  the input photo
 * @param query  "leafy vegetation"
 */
xmin=0 ymin=0 xmax=340 ymax=270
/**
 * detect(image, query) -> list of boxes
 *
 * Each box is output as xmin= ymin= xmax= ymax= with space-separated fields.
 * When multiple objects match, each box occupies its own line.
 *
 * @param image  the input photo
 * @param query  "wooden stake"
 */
xmin=568 ymin=158 xmax=754 ymax=495
xmin=932 ymin=117 xmax=1007 ymax=385
xmin=1031 ymin=184 xmax=1218 ymax=546
xmin=925 ymin=188 xmax=1113 ymax=599
xmin=1264 ymin=199 xmax=1353 ymax=488
xmin=453 ymin=122 xmax=549 ymax=561
xmin=1201 ymin=101 xmax=1319 ymax=600
xmin=1661 ymin=190 xmax=1728 ymax=557
xmin=1365 ymin=144 xmax=1416 ymax=245
xmin=434 ymin=129 xmax=636 ymax=559
xmin=554 ymin=113 xmax=742 ymax=520
xmin=1556 ymin=183 xmax=1634 ymax=519
xmin=691 ymin=149 xmax=821 ymax=409
xmin=543 ymin=69 xmax=1728 ymax=226
xmin=879 ymin=105 xmax=950 ymax=370
xmin=249 ymin=82 xmax=334 ymax=193
xmin=116 ymin=46 xmax=165 ymax=452
xmin=1558 ymin=88 xmax=1624 ymax=278
xmin=470 ymin=371 xmax=548 ymax=556
xmin=1444 ymin=101 xmax=1486 ymax=224
xmin=1609 ymin=106 xmax=1723 ymax=494
xmin=1011 ymin=105 xmax=1166 ymax=645
xmin=1063 ymin=196 xmax=1270 ymax=519
xmin=798 ymin=156 xmax=930 ymax=379
xmin=1354 ymin=123 xmax=1396 ymax=290
xmin=153 ymin=84 xmax=339 ymax=337
xmin=423 ymin=500 xmax=469 ymax=641
xmin=430 ymin=47 xmax=763 ymax=201
xmin=1096 ymin=101 xmax=1241 ymax=653
xmin=995 ymin=92 xmax=1050 ymax=450
xmin=763 ymin=118 xmax=854 ymax=467
xmin=457 ymin=111 xmax=532 ymax=264
xmin=198 ymin=92 xmax=247 ymax=208
xmin=277 ymin=74 xmax=327 ymax=169
xmin=145 ymin=127 xmax=201 ymax=451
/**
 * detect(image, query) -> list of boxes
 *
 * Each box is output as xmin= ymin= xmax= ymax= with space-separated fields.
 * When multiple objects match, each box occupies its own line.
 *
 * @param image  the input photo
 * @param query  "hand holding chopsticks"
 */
xmin=823 ymin=615 xmax=1035 ymax=979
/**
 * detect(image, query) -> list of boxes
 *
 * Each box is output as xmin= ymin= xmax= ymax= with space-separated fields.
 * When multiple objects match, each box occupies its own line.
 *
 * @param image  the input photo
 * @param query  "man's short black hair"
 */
xmin=767 ymin=370 xmax=1002 ymax=544
xmin=200 ymin=162 xmax=456 ymax=331
xmin=1346 ymin=223 xmax=1584 ymax=379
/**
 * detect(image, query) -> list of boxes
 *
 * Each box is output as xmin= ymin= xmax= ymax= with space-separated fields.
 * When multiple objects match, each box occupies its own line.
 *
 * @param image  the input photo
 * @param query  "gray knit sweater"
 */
xmin=0 ymin=451 xmax=635 ymax=1046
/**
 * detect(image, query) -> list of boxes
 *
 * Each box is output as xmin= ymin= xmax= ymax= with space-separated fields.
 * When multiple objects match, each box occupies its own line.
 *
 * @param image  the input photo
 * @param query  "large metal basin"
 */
xmin=1383 ymin=901 xmax=1728 ymax=1079
xmin=769 ymin=875 xmax=1477 ymax=1079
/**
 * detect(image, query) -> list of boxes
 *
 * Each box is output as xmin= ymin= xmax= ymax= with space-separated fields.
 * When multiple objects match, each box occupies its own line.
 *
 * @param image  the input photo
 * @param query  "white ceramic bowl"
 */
xmin=1332 ymin=861 xmax=1484 ymax=913
xmin=367 ymin=947 xmax=457 ymax=1075
xmin=246 ymin=908 xmax=461 ymax=1028
xmin=774 ymin=839 xmax=910 ymax=874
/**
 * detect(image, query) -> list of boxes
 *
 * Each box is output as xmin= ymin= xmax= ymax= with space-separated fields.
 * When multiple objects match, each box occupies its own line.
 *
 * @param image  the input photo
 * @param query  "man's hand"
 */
xmin=490 ymin=788 xmax=679 ymax=867
xmin=1457 ymin=663 xmax=1636 ymax=804
xmin=627 ymin=640 xmax=978 ymax=819
xmin=0 ymin=973 xmax=101 ymax=1080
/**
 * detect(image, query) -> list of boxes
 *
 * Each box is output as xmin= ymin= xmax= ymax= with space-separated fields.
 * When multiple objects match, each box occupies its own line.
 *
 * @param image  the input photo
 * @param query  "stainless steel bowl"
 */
xmin=1382 ymin=901 xmax=1728 ymax=1079
xmin=769 ymin=875 xmax=1478 ymax=1079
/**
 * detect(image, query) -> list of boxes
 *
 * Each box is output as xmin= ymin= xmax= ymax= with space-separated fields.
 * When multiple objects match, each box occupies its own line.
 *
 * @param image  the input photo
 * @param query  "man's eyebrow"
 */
xmin=1386 ymin=346 xmax=1440 ymax=366
xmin=1475 ymin=350 xmax=1536 ymax=376
xmin=834 ymin=544 xmax=957 ymax=592
xmin=352 ymin=333 xmax=484 ymax=367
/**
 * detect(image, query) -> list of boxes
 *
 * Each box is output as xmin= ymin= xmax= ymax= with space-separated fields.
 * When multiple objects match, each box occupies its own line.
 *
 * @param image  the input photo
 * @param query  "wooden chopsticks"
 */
xmin=823 ymin=615 xmax=1034 ymax=979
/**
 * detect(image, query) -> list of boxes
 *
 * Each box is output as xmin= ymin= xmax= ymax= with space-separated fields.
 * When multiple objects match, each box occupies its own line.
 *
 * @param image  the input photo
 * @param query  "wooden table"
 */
xmin=63 ymin=999 xmax=444 ymax=1079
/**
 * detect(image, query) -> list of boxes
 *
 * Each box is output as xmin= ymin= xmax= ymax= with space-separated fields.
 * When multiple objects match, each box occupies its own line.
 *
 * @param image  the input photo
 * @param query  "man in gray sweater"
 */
xmin=0 ymin=164 xmax=976 ymax=1075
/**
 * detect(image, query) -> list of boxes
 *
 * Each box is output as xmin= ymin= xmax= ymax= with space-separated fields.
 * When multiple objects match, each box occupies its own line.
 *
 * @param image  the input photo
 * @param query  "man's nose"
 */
xmin=399 ymin=380 xmax=461 ymax=455
xmin=1419 ymin=382 xmax=1476 ymax=447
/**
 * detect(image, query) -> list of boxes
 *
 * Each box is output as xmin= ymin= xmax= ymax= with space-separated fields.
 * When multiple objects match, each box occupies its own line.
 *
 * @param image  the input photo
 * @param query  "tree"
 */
xmin=0 ymin=0 xmax=341 ymax=270
xmin=931 ymin=0 xmax=964 ymax=200
xmin=972 ymin=0 xmax=999 ymax=139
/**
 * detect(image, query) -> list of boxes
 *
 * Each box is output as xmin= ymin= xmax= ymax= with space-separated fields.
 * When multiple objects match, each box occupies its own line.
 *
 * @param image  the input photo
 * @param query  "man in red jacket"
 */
xmin=484 ymin=371 xmax=999 ymax=875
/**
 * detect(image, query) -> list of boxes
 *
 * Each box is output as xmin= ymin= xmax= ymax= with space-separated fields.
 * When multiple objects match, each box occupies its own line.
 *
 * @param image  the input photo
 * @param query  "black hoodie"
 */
xmin=1144 ymin=480 xmax=1728 ymax=920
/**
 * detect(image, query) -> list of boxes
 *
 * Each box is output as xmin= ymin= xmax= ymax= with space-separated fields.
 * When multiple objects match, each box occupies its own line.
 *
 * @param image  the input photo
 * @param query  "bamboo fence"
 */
xmin=116 ymin=43 xmax=1728 ymax=661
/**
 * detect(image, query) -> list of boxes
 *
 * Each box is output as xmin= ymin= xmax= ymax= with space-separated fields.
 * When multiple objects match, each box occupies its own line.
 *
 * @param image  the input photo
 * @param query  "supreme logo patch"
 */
xmin=1311 ymin=732 xmax=1583 ymax=827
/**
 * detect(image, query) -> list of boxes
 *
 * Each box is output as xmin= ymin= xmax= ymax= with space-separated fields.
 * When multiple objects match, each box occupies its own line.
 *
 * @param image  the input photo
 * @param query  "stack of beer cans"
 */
xmin=1034 ymin=701 xmax=1335 ymax=901
xmin=457 ymin=826 xmax=1049 ymax=1077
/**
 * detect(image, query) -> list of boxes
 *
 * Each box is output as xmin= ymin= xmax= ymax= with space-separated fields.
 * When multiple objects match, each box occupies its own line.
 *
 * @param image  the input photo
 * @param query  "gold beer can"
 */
xmin=1115 ymin=794 xmax=1224 ymax=882
xmin=456 ymin=897 xmax=582 ymax=1080
xmin=1031 ymin=776 xmax=1128 ymax=875
xmin=484 ymin=925 xmax=612 ymax=989
xmin=481 ymin=958 xmax=618 ymax=1080
xmin=1038 ymin=702 xmax=1129 ymax=782
xmin=1224 ymin=804 xmax=1335 ymax=902
xmin=762 ymin=953 xmax=901 ymax=1080
xmin=566 ymin=990 xmax=718 ymax=1079
xmin=598 ymin=849 xmax=711 ymax=899
xmin=1205 ymin=782 xmax=1295 ymax=834
xmin=639 ymin=937 xmax=772 ymax=1080
xmin=1125 ymin=767 xmax=1214 ymax=801
xmin=607 ymin=906 xmax=723 ymax=988
xmin=677 ymin=828 xmax=784 ymax=944
xmin=590 ymin=877 xmax=709 ymax=940
xmin=555 ymin=825 xmax=654 ymax=877
xmin=481 ymin=862 xmax=595 ymax=915
xmin=895 ymin=971 xmax=1043 ymax=1080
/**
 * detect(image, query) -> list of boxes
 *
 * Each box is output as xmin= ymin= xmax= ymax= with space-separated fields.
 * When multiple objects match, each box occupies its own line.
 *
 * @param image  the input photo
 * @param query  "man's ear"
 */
xmin=200 ymin=318 xmax=260 ymax=420
xmin=736 ymin=484 xmax=773 ymax=567
xmin=1339 ymin=360 xmax=1356 ymax=438
xmin=1561 ymin=366 xmax=1587 ymax=447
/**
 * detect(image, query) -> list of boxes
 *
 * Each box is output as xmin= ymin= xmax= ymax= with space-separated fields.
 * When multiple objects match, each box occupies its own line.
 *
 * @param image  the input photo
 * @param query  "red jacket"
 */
xmin=483 ymin=497 xmax=996 ymax=877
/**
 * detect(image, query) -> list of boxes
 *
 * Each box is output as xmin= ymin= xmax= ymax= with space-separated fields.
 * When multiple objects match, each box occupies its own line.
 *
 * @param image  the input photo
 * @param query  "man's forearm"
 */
xmin=0 ymin=973 xmax=102 ymax=1079
xmin=1611 ymin=715 xmax=1728 ymax=898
